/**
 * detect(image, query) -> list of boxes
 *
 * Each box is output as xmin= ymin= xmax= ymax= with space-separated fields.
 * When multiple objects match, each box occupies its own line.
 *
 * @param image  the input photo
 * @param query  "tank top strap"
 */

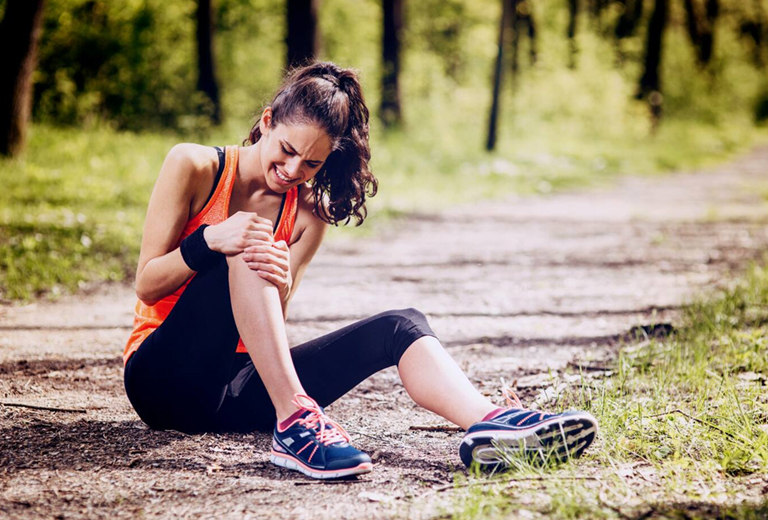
xmin=183 ymin=146 xmax=239 ymax=235
xmin=274 ymin=185 xmax=299 ymax=244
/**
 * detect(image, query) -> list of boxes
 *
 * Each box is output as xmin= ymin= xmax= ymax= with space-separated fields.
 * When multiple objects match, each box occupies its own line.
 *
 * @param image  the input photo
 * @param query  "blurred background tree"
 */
xmin=0 ymin=0 xmax=763 ymax=141
xmin=0 ymin=0 xmax=46 ymax=156
xmin=2 ymin=0 xmax=768 ymax=299
xmin=286 ymin=0 xmax=319 ymax=69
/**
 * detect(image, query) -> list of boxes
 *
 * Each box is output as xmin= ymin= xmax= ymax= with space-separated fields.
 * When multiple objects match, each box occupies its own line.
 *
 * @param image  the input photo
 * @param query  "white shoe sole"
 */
xmin=270 ymin=451 xmax=373 ymax=480
xmin=460 ymin=411 xmax=598 ymax=471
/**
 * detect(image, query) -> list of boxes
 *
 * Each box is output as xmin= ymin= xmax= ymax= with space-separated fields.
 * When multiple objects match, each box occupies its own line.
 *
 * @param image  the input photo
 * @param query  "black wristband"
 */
xmin=180 ymin=224 xmax=223 ymax=272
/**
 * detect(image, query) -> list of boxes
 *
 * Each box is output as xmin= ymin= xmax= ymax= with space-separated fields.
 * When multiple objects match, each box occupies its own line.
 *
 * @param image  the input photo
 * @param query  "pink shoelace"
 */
xmin=500 ymin=377 xmax=524 ymax=409
xmin=292 ymin=394 xmax=350 ymax=446
xmin=500 ymin=378 xmax=546 ymax=424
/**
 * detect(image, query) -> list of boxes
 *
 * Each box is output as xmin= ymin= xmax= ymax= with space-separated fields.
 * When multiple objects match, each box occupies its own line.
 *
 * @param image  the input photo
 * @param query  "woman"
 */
xmin=123 ymin=62 xmax=597 ymax=480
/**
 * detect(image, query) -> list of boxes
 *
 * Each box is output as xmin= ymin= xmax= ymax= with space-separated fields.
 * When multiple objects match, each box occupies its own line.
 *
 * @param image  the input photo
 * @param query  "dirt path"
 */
xmin=2 ymin=147 xmax=768 ymax=519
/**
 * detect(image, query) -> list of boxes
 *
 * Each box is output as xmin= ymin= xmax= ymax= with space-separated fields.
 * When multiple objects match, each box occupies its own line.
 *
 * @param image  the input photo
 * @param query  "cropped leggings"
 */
xmin=123 ymin=256 xmax=435 ymax=434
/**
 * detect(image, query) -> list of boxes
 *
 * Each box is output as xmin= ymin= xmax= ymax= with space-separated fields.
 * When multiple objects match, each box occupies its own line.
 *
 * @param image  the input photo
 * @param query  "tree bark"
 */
xmin=508 ymin=0 xmax=520 ymax=75
xmin=286 ymin=0 xmax=318 ymax=69
xmin=684 ymin=0 xmax=718 ymax=66
xmin=568 ymin=0 xmax=579 ymax=68
xmin=518 ymin=0 xmax=537 ymax=66
xmin=739 ymin=0 xmax=766 ymax=67
xmin=615 ymin=0 xmax=644 ymax=39
xmin=196 ymin=0 xmax=221 ymax=124
xmin=0 ymin=0 xmax=46 ymax=157
xmin=638 ymin=0 xmax=668 ymax=126
xmin=487 ymin=0 xmax=511 ymax=151
xmin=380 ymin=0 xmax=403 ymax=128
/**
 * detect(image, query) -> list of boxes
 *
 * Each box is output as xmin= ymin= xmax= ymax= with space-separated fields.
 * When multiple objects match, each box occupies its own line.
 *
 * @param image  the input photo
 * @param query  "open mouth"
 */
xmin=275 ymin=167 xmax=296 ymax=184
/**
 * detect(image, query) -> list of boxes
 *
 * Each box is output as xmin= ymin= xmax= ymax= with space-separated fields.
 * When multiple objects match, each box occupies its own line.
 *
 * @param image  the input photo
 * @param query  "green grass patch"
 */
xmin=1 ymin=119 xmax=765 ymax=300
xmin=450 ymin=264 xmax=768 ymax=519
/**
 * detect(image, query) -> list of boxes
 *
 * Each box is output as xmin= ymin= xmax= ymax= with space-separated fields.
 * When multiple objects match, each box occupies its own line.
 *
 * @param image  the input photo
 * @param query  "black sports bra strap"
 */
xmin=203 ymin=146 xmax=227 ymax=208
xmin=273 ymin=191 xmax=287 ymax=233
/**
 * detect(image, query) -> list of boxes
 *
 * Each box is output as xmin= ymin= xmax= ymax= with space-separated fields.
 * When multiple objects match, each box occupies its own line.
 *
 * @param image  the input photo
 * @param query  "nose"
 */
xmin=285 ymin=157 xmax=302 ymax=178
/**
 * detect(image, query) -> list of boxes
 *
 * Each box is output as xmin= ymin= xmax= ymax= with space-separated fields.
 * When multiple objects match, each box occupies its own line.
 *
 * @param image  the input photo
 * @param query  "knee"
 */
xmin=375 ymin=308 xmax=435 ymax=364
xmin=375 ymin=307 xmax=430 ymax=333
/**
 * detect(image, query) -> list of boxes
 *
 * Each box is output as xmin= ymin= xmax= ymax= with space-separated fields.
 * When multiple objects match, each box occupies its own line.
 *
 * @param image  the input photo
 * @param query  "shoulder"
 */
xmin=292 ymin=183 xmax=329 ymax=243
xmin=162 ymin=143 xmax=219 ymax=181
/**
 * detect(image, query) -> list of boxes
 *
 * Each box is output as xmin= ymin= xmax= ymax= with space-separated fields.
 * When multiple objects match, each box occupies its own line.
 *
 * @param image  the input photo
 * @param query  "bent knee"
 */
xmin=375 ymin=308 xmax=436 ymax=364
xmin=379 ymin=307 xmax=427 ymax=324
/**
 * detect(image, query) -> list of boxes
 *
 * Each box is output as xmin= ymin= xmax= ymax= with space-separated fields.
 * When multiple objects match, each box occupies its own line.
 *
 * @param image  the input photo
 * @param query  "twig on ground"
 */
xmin=347 ymin=429 xmax=409 ymax=449
xmin=431 ymin=475 xmax=600 ymax=494
xmin=567 ymin=361 xmax=614 ymax=372
xmin=409 ymin=424 xmax=463 ymax=432
xmin=644 ymin=409 xmax=752 ymax=444
xmin=0 ymin=401 xmax=88 ymax=413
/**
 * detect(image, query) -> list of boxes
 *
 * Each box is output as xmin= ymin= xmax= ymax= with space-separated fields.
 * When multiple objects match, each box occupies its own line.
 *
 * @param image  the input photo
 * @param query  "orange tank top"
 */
xmin=123 ymin=146 xmax=299 ymax=364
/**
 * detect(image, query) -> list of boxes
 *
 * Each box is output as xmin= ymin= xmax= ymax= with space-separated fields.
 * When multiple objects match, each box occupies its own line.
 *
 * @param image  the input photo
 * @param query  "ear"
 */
xmin=258 ymin=107 xmax=273 ymax=135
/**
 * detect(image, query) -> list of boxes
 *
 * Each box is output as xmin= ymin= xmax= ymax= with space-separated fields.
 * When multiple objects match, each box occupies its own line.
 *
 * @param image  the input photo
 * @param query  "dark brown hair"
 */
xmin=244 ymin=62 xmax=377 ymax=226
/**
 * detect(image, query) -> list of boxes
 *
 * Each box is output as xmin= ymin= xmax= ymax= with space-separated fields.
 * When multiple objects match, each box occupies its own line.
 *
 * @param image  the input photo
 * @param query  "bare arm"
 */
xmin=135 ymin=144 xmax=214 ymax=303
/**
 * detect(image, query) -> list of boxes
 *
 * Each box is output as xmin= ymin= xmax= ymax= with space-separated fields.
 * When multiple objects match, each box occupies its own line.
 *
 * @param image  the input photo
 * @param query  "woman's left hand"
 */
xmin=242 ymin=240 xmax=292 ymax=301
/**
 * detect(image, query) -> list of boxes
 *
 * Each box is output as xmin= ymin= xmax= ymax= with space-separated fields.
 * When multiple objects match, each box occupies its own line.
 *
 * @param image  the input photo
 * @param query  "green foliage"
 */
xmin=0 ymin=125 xmax=176 ymax=299
xmin=34 ymin=0 xmax=209 ymax=130
xmin=4 ymin=0 xmax=768 ymax=298
xmin=28 ymin=0 xmax=768 ymax=134
xmin=448 ymin=264 xmax=768 ymax=519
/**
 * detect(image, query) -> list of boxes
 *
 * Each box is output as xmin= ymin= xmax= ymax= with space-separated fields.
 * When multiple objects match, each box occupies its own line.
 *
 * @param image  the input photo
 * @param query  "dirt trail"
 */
xmin=2 ymin=147 xmax=768 ymax=519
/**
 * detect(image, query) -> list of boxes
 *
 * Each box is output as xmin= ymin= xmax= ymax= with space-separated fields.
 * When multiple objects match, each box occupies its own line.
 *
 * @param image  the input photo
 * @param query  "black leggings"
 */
xmin=123 ymin=256 xmax=435 ymax=433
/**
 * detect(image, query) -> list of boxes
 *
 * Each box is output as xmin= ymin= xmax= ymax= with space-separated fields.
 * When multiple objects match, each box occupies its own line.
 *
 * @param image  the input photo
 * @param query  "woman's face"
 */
xmin=258 ymin=109 xmax=333 ymax=194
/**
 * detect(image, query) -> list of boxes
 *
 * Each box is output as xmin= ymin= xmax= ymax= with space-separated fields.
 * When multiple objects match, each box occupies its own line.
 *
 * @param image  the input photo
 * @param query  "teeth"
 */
xmin=276 ymin=169 xmax=292 ymax=183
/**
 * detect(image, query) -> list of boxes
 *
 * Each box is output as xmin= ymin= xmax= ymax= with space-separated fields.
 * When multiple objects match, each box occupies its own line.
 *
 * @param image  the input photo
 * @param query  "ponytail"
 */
xmin=244 ymin=62 xmax=377 ymax=226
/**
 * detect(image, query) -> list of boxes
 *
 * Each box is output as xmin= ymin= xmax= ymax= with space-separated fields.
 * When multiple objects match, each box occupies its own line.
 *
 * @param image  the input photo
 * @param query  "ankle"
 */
xmin=276 ymin=408 xmax=305 ymax=432
xmin=481 ymin=407 xmax=507 ymax=422
xmin=274 ymin=401 xmax=302 ymax=424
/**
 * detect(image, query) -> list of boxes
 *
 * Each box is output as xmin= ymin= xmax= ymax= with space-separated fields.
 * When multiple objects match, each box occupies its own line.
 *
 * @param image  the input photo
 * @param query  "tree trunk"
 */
xmin=286 ymin=0 xmax=318 ymax=69
xmin=508 ymin=0 xmax=520 ymax=75
xmin=487 ymin=0 xmax=511 ymax=151
xmin=568 ymin=0 xmax=579 ymax=68
xmin=684 ymin=0 xmax=717 ymax=66
xmin=0 ymin=0 xmax=45 ymax=157
xmin=638 ymin=0 xmax=668 ymax=126
xmin=520 ymin=1 xmax=537 ymax=66
xmin=615 ymin=0 xmax=644 ymax=39
xmin=739 ymin=0 xmax=766 ymax=67
xmin=196 ymin=0 xmax=221 ymax=124
xmin=380 ymin=0 xmax=403 ymax=128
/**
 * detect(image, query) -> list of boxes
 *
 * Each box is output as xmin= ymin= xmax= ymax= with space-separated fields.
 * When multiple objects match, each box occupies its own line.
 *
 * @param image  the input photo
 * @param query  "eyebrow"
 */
xmin=281 ymin=139 xmax=324 ymax=164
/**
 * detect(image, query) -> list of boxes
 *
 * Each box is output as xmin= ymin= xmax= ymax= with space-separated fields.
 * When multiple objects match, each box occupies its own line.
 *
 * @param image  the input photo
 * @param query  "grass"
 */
xmin=450 ymin=264 xmax=768 ymax=519
xmin=0 ymin=115 xmax=765 ymax=300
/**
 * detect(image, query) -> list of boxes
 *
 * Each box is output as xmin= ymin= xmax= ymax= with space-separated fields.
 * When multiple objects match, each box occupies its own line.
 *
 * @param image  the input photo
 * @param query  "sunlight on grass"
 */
xmin=1 ymin=117 xmax=765 ymax=300
xmin=448 ymin=264 xmax=768 ymax=519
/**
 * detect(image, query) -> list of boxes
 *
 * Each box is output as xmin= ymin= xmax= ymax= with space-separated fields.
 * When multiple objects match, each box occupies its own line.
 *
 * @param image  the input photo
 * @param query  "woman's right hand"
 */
xmin=203 ymin=211 xmax=275 ymax=255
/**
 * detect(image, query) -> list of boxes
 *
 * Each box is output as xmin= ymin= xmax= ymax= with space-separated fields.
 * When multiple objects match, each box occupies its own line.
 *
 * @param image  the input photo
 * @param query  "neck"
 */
xmin=238 ymin=143 xmax=270 ymax=195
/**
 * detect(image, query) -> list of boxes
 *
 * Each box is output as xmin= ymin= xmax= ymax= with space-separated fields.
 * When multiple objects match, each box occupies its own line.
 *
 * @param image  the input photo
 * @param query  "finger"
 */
xmin=243 ymin=247 xmax=289 ymax=266
xmin=244 ymin=260 xmax=284 ymax=276
xmin=247 ymin=218 xmax=274 ymax=229
xmin=244 ymin=243 xmax=276 ymax=254
xmin=256 ymin=270 xmax=285 ymax=288
xmin=274 ymin=240 xmax=289 ymax=251
xmin=241 ymin=232 xmax=274 ymax=247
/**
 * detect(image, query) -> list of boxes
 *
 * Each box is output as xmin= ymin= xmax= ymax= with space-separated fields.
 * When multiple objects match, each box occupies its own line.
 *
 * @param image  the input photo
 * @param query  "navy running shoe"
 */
xmin=459 ymin=390 xmax=597 ymax=472
xmin=270 ymin=394 xmax=372 ymax=479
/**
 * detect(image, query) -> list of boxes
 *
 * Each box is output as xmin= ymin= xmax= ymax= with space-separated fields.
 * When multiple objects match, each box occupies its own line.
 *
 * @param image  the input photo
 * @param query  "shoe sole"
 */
xmin=270 ymin=450 xmax=373 ymax=480
xmin=459 ymin=411 xmax=598 ymax=472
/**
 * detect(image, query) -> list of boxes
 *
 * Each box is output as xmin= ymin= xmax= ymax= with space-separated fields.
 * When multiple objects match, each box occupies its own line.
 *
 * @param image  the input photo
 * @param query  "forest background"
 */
xmin=0 ymin=0 xmax=767 ymax=300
